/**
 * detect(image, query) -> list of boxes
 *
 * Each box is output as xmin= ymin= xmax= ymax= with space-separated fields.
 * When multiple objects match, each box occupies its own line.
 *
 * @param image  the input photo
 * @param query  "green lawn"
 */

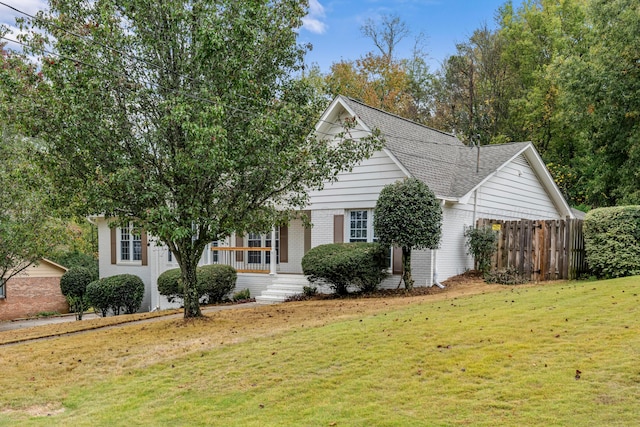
xmin=1 ymin=277 xmax=639 ymax=426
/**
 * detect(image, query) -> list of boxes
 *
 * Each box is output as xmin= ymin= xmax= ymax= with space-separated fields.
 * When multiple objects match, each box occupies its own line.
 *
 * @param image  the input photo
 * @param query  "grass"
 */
xmin=1 ymin=277 xmax=639 ymax=426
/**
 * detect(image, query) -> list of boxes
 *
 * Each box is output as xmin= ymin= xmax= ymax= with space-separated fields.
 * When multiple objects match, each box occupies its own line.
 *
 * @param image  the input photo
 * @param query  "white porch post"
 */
xmin=269 ymin=227 xmax=277 ymax=276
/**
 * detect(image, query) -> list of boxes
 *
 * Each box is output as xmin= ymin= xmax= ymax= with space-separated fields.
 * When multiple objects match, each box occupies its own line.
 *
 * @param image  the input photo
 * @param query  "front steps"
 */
xmin=255 ymin=274 xmax=309 ymax=304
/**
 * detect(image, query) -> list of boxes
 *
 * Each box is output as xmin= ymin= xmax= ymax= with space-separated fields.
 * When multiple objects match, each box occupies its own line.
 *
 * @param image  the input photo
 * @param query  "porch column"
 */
xmin=269 ymin=227 xmax=277 ymax=276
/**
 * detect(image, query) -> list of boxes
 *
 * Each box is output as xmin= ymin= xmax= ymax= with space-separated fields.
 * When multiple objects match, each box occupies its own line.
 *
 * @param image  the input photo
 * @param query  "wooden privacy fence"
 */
xmin=476 ymin=218 xmax=587 ymax=281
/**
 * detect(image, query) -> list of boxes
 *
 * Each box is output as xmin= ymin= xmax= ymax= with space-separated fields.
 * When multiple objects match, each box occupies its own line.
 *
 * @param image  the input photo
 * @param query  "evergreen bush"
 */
xmin=157 ymin=268 xmax=183 ymax=303
xmin=157 ymin=265 xmax=237 ymax=304
xmin=86 ymin=274 xmax=144 ymax=316
xmin=86 ymin=278 xmax=110 ymax=317
xmin=59 ymin=267 xmax=94 ymax=320
xmin=301 ymin=243 xmax=388 ymax=295
xmin=584 ymin=206 xmax=640 ymax=278
xmin=464 ymin=226 xmax=498 ymax=275
xmin=198 ymin=264 xmax=237 ymax=303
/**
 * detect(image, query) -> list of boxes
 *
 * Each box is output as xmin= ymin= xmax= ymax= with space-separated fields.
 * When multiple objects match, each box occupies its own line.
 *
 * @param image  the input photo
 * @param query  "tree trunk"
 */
xmin=402 ymin=246 xmax=414 ymax=290
xmin=181 ymin=257 xmax=202 ymax=318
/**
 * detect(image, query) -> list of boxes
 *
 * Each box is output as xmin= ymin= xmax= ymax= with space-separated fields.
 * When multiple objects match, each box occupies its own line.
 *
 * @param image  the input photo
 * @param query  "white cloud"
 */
xmin=12 ymin=0 xmax=47 ymax=16
xmin=0 ymin=0 xmax=47 ymax=28
xmin=302 ymin=0 xmax=327 ymax=34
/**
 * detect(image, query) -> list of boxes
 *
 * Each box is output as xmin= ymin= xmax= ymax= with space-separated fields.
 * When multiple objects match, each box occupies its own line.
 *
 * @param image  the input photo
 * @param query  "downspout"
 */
xmin=472 ymin=189 xmax=479 ymax=226
xmin=430 ymin=200 xmax=446 ymax=289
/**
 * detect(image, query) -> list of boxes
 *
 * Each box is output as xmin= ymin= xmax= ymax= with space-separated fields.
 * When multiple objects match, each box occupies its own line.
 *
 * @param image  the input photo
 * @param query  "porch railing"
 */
xmin=208 ymin=246 xmax=274 ymax=274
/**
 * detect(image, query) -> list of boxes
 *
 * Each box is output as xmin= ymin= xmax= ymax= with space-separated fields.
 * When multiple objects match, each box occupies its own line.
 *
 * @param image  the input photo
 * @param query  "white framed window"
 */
xmin=349 ymin=210 xmax=373 ymax=242
xmin=0 ymin=278 xmax=5 ymax=299
xmin=211 ymin=241 xmax=219 ymax=263
xmin=247 ymin=231 xmax=279 ymax=264
xmin=119 ymin=223 xmax=142 ymax=263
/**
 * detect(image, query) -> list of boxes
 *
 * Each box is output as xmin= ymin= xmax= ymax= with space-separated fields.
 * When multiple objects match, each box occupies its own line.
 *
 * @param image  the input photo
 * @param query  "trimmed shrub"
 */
xmin=464 ymin=226 xmax=498 ymax=275
xmin=86 ymin=279 xmax=110 ymax=317
xmin=301 ymin=243 xmax=388 ymax=295
xmin=157 ymin=265 xmax=237 ymax=304
xmin=374 ymin=177 xmax=442 ymax=290
xmin=584 ymin=206 xmax=640 ymax=278
xmin=110 ymin=274 xmax=145 ymax=314
xmin=59 ymin=267 xmax=94 ymax=320
xmin=198 ymin=264 xmax=237 ymax=304
xmin=86 ymin=274 xmax=144 ymax=316
xmin=303 ymin=285 xmax=317 ymax=297
xmin=157 ymin=268 xmax=183 ymax=303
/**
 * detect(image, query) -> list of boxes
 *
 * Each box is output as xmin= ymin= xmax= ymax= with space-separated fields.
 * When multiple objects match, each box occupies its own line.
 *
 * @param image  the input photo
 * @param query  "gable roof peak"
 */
xmin=338 ymin=95 xmax=459 ymax=141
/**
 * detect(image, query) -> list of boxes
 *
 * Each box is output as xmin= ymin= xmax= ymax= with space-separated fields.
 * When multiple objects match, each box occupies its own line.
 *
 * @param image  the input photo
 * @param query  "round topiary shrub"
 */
xmin=110 ymin=274 xmax=145 ymax=314
xmin=86 ymin=278 xmax=111 ymax=317
xmin=584 ymin=206 xmax=640 ymax=278
xmin=157 ymin=268 xmax=183 ymax=303
xmin=198 ymin=264 xmax=237 ymax=303
xmin=301 ymin=242 xmax=388 ymax=295
xmin=59 ymin=266 xmax=94 ymax=320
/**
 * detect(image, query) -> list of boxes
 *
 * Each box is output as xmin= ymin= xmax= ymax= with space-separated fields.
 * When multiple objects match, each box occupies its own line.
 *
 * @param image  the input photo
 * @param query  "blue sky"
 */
xmin=1 ymin=0 xmax=508 ymax=73
xmin=298 ymin=0 xmax=508 ymax=72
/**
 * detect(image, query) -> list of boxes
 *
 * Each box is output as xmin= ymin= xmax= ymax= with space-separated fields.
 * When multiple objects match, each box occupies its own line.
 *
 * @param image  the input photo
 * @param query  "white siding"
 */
xmin=96 ymin=218 xmax=154 ymax=311
xmin=437 ymin=203 xmax=476 ymax=281
xmin=475 ymin=155 xmax=562 ymax=220
xmin=308 ymin=150 xmax=407 ymax=210
xmin=278 ymin=218 xmax=305 ymax=274
xmin=310 ymin=209 xmax=344 ymax=247
xmin=436 ymin=154 xmax=564 ymax=282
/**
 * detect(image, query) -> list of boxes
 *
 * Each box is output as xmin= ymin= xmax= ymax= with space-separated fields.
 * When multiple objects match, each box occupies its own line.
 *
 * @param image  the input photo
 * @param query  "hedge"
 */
xmin=86 ymin=274 xmax=145 ymax=316
xmin=301 ymin=243 xmax=388 ymax=295
xmin=584 ymin=206 xmax=640 ymax=278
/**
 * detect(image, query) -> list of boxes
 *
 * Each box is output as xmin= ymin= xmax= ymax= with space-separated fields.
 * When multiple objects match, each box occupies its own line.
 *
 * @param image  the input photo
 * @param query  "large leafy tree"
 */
xmin=431 ymin=25 xmax=511 ymax=145
xmin=0 ymin=128 xmax=67 ymax=287
xmin=325 ymin=53 xmax=414 ymax=117
xmin=554 ymin=0 xmax=640 ymax=206
xmin=325 ymin=14 xmax=435 ymax=123
xmin=374 ymin=178 xmax=442 ymax=290
xmin=11 ymin=0 xmax=382 ymax=318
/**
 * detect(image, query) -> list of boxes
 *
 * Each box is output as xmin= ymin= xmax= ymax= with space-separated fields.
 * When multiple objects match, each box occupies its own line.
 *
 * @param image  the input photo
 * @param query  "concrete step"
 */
xmin=255 ymin=275 xmax=310 ymax=304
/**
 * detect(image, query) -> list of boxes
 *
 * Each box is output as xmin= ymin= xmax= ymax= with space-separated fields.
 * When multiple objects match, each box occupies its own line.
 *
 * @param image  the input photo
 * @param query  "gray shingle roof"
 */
xmin=339 ymin=96 xmax=530 ymax=199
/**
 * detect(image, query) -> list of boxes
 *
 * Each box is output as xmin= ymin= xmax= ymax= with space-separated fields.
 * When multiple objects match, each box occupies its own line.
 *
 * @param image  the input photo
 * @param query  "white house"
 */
xmin=95 ymin=95 xmax=574 ymax=309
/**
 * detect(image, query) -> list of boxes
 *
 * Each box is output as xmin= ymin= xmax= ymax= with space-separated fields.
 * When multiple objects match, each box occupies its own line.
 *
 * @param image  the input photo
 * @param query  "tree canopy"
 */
xmin=374 ymin=178 xmax=442 ymax=290
xmin=322 ymin=0 xmax=638 ymax=209
xmin=0 ymin=128 xmax=68 ymax=286
xmin=7 ymin=0 xmax=383 ymax=317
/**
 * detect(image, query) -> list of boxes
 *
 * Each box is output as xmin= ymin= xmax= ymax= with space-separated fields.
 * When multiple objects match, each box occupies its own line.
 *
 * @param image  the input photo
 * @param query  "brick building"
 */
xmin=0 ymin=259 xmax=69 ymax=321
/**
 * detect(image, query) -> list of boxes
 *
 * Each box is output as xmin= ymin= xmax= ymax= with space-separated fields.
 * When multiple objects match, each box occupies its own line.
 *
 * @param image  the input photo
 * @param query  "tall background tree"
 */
xmin=8 ymin=0 xmax=382 ymax=318
xmin=374 ymin=178 xmax=442 ymax=290
xmin=553 ymin=0 xmax=640 ymax=206
xmin=0 ymin=128 xmax=68 ymax=287
xmin=325 ymin=13 xmax=434 ymax=122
